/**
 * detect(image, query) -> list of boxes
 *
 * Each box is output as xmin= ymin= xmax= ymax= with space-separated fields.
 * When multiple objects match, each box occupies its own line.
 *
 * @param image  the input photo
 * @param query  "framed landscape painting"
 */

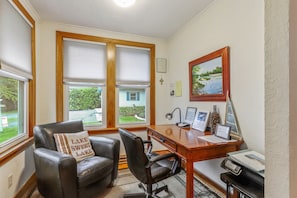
xmin=189 ymin=47 xmax=230 ymax=101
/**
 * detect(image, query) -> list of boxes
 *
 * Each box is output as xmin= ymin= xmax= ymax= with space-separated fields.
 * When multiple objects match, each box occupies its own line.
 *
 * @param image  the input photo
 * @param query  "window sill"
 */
xmin=0 ymin=137 xmax=34 ymax=166
xmin=88 ymin=126 xmax=148 ymax=135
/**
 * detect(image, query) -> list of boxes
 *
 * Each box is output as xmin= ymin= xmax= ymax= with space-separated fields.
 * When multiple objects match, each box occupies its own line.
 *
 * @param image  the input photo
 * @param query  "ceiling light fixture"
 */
xmin=113 ymin=0 xmax=136 ymax=8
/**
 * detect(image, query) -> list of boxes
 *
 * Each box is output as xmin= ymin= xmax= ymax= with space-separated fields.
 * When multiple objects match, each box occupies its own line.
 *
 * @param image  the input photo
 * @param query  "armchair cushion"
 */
xmin=54 ymin=131 xmax=95 ymax=161
xmin=77 ymin=156 xmax=113 ymax=188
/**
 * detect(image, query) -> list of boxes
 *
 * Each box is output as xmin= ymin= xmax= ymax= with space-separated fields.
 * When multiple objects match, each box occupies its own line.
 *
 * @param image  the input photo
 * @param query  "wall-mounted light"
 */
xmin=113 ymin=0 xmax=136 ymax=7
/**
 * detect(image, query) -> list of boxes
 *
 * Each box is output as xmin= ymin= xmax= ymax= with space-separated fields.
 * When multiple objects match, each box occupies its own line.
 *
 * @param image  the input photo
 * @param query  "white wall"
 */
xmin=0 ymin=147 xmax=35 ymax=198
xmin=265 ymin=0 xmax=297 ymax=197
xmin=166 ymin=0 xmax=264 ymax=188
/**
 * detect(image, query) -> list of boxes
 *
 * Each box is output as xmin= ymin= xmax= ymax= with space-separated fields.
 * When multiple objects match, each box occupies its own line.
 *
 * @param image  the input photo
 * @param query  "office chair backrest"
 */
xmin=34 ymin=120 xmax=84 ymax=150
xmin=119 ymin=128 xmax=150 ymax=183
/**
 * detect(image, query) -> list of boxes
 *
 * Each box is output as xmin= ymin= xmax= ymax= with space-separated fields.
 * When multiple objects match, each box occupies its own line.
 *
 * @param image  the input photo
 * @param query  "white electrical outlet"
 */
xmin=8 ymin=174 xmax=13 ymax=188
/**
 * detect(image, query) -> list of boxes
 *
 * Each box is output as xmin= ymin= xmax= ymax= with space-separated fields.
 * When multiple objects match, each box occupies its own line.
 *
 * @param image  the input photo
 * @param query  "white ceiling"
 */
xmin=27 ymin=0 xmax=214 ymax=38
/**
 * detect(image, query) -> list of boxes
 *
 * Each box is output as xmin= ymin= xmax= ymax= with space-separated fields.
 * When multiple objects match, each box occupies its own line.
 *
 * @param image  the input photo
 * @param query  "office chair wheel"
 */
xmin=164 ymin=186 xmax=168 ymax=192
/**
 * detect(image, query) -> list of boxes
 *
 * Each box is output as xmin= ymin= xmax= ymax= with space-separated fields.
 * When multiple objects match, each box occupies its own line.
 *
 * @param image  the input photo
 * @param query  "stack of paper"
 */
xmin=198 ymin=135 xmax=236 ymax=143
xmin=228 ymin=150 xmax=265 ymax=173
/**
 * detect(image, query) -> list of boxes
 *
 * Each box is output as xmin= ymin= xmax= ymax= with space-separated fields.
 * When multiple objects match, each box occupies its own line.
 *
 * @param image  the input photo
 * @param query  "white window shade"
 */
xmin=116 ymin=46 xmax=150 ymax=84
xmin=0 ymin=0 xmax=32 ymax=78
xmin=63 ymin=39 xmax=106 ymax=84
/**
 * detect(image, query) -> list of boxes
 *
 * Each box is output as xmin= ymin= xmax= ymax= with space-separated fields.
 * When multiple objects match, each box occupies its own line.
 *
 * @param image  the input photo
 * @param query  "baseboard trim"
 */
xmin=15 ymin=173 xmax=37 ymax=198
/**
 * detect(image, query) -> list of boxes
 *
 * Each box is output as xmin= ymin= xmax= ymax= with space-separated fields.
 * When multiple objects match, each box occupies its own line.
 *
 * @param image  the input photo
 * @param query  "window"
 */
xmin=62 ymin=38 xmax=106 ymax=128
xmin=65 ymin=86 xmax=103 ymax=127
xmin=56 ymin=32 xmax=155 ymax=130
xmin=116 ymin=45 xmax=150 ymax=126
xmin=0 ymin=75 xmax=26 ymax=146
xmin=0 ymin=0 xmax=35 ymax=154
xmin=118 ymin=88 xmax=146 ymax=124
xmin=127 ymin=91 xmax=140 ymax=101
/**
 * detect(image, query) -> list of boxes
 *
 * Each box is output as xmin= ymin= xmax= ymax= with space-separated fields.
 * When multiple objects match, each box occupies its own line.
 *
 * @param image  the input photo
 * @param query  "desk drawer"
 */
xmin=150 ymin=131 xmax=176 ymax=152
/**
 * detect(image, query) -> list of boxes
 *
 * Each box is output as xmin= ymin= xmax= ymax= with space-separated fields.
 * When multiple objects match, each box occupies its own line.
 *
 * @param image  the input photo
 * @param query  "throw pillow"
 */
xmin=54 ymin=131 xmax=95 ymax=161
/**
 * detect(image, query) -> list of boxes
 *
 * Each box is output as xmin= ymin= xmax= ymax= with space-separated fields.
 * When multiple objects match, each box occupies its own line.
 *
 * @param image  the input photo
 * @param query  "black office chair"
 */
xmin=119 ymin=128 xmax=181 ymax=198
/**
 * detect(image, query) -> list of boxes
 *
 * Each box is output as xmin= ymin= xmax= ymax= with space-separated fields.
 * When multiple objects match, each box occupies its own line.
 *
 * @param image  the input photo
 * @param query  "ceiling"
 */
xmin=27 ymin=0 xmax=214 ymax=39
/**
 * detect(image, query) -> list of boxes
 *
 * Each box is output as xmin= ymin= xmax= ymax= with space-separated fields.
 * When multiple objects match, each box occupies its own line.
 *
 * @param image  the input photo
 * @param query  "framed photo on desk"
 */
xmin=192 ymin=110 xmax=210 ymax=132
xmin=184 ymin=107 xmax=197 ymax=125
xmin=215 ymin=124 xmax=231 ymax=140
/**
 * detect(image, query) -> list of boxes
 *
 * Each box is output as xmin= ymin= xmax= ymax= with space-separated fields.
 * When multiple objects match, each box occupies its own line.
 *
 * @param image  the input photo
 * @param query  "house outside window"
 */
xmin=118 ymin=88 xmax=146 ymax=124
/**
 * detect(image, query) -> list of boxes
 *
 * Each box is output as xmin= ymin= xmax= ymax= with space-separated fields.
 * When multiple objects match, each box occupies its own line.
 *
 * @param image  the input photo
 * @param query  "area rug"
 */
xmin=98 ymin=168 xmax=222 ymax=198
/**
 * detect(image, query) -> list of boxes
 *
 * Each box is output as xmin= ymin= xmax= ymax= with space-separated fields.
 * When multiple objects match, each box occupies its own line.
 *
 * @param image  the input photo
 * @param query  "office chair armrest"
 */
xmin=33 ymin=148 xmax=77 ymax=198
xmin=148 ymin=152 xmax=180 ymax=173
xmin=149 ymin=152 xmax=178 ymax=164
xmin=143 ymin=140 xmax=153 ymax=155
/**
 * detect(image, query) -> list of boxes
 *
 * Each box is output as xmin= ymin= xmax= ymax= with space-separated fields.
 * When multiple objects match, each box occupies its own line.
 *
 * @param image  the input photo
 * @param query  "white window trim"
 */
xmin=0 ymin=73 xmax=29 ymax=154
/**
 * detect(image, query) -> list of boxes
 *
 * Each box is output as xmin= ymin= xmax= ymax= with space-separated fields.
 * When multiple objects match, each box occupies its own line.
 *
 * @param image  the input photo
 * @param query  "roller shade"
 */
xmin=63 ymin=39 xmax=106 ymax=85
xmin=116 ymin=45 xmax=150 ymax=85
xmin=0 ymin=0 xmax=32 ymax=79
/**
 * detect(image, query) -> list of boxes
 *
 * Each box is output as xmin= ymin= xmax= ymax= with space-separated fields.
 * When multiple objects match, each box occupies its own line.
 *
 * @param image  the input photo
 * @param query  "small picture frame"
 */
xmin=184 ymin=107 xmax=197 ymax=125
xmin=192 ymin=110 xmax=210 ymax=132
xmin=156 ymin=58 xmax=167 ymax=73
xmin=215 ymin=124 xmax=231 ymax=140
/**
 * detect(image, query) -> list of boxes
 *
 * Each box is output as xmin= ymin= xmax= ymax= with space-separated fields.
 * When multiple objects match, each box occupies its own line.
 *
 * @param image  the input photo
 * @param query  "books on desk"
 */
xmin=228 ymin=150 xmax=265 ymax=177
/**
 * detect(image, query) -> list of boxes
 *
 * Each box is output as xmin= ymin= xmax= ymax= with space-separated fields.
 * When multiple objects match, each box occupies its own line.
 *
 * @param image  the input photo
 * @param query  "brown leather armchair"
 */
xmin=33 ymin=120 xmax=120 ymax=198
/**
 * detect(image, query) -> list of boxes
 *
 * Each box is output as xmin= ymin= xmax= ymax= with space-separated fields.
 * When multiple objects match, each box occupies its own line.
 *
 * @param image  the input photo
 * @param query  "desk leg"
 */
xmin=186 ymin=159 xmax=194 ymax=198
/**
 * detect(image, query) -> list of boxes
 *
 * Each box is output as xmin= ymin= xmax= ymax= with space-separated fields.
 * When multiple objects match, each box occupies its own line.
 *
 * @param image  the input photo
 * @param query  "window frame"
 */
xmin=56 ymin=31 xmax=155 ymax=132
xmin=0 ymin=0 xmax=36 ymax=165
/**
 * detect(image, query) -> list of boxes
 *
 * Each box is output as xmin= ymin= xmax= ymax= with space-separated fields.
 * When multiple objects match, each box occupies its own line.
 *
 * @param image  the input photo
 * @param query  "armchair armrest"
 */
xmin=89 ymin=136 xmax=120 ymax=181
xmin=34 ymin=148 xmax=77 ymax=198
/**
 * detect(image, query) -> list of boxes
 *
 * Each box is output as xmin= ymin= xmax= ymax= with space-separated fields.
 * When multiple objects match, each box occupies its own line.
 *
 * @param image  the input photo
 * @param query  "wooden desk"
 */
xmin=147 ymin=125 xmax=242 ymax=198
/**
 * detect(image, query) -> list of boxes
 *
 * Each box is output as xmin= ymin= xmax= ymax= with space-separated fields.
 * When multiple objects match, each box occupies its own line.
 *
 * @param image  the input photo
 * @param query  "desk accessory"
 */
xmin=183 ymin=107 xmax=197 ymax=126
xmin=192 ymin=110 xmax=210 ymax=131
xmin=166 ymin=107 xmax=197 ymax=128
xmin=209 ymin=105 xmax=221 ymax=134
xmin=165 ymin=107 xmax=182 ymax=126
xmin=215 ymin=124 xmax=231 ymax=140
